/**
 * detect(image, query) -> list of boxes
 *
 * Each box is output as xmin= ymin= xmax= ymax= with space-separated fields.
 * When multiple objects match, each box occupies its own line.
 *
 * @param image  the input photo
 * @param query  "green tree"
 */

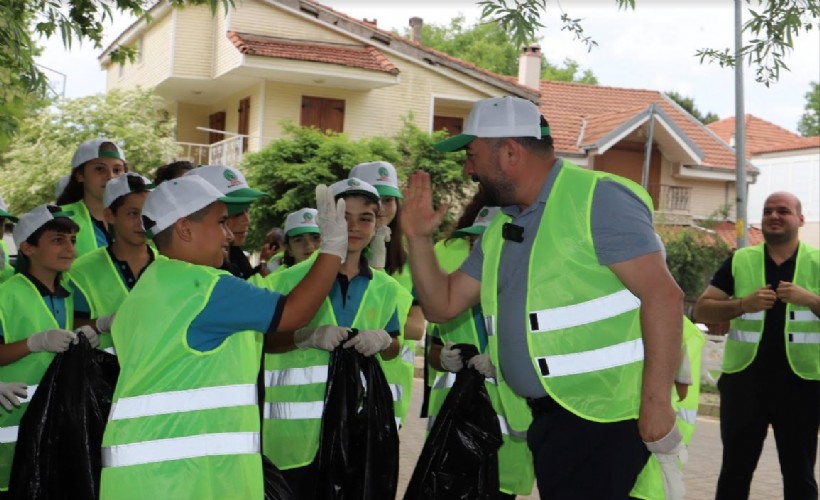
xmin=414 ymin=15 xmax=597 ymax=83
xmin=797 ymin=81 xmax=820 ymax=136
xmin=658 ymin=228 xmax=731 ymax=303
xmin=243 ymin=118 xmax=472 ymax=249
xmin=0 ymin=87 xmax=178 ymax=213
xmin=479 ymin=0 xmax=819 ymax=86
xmin=0 ymin=0 xmax=232 ymax=147
xmin=665 ymin=91 xmax=720 ymax=125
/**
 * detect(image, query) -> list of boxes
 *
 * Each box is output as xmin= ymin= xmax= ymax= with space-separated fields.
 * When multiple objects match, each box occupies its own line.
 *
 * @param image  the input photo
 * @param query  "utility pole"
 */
xmin=734 ymin=0 xmax=748 ymax=249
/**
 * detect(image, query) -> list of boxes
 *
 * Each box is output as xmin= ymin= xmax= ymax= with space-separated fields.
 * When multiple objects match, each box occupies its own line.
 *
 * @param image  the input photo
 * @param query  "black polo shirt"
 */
xmin=710 ymin=245 xmax=799 ymax=380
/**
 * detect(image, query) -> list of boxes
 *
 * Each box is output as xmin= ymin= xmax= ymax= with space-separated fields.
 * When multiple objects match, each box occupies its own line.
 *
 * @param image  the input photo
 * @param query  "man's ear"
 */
xmin=103 ymin=207 xmax=116 ymax=225
xmin=18 ymin=241 xmax=35 ymax=258
xmin=500 ymin=138 xmax=523 ymax=172
xmin=174 ymin=218 xmax=195 ymax=243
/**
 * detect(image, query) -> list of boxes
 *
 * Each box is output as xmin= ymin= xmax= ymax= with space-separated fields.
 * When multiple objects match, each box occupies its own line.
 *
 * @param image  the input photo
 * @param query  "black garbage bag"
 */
xmin=404 ymin=344 xmax=503 ymax=500
xmin=9 ymin=333 xmax=119 ymax=500
xmin=263 ymin=454 xmax=296 ymax=500
xmin=314 ymin=336 xmax=399 ymax=499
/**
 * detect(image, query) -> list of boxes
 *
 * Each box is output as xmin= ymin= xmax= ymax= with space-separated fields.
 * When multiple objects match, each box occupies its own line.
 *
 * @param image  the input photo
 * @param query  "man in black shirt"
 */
xmin=695 ymin=191 xmax=820 ymax=500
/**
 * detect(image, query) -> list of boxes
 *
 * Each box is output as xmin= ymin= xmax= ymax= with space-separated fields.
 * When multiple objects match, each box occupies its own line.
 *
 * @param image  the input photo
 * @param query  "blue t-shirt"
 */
xmin=188 ymin=274 xmax=285 ymax=352
xmin=329 ymin=261 xmax=400 ymax=335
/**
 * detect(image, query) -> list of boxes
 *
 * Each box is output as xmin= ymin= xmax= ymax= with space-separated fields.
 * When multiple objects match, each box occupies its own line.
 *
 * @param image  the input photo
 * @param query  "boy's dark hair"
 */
xmin=384 ymin=202 xmax=405 ymax=275
xmin=109 ymin=175 xmax=150 ymax=215
xmin=154 ymin=161 xmax=195 ymax=186
xmin=14 ymin=216 xmax=80 ymax=274
xmin=150 ymin=202 xmax=213 ymax=250
xmin=57 ymin=142 xmax=126 ymax=205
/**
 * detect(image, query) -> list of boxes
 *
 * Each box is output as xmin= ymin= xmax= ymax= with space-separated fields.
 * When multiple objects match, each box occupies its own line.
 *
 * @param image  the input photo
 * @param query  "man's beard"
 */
xmin=762 ymin=226 xmax=794 ymax=245
xmin=471 ymin=174 xmax=516 ymax=206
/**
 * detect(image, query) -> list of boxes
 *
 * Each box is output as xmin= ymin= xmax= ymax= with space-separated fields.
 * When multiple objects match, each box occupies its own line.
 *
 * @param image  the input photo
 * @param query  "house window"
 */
xmin=433 ymin=116 xmax=464 ymax=137
xmin=300 ymin=96 xmax=345 ymax=133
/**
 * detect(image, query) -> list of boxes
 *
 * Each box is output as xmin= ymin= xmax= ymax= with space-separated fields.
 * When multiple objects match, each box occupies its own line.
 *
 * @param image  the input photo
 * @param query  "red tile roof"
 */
xmin=708 ymin=114 xmax=820 ymax=155
xmin=227 ymin=31 xmax=399 ymax=75
xmin=539 ymin=81 xmax=741 ymax=170
xmin=578 ymin=105 xmax=648 ymax=147
xmin=708 ymin=221 xmax=765 ymax=249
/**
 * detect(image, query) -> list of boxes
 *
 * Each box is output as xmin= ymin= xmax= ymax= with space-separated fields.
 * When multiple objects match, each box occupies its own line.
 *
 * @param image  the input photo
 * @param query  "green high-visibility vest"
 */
xmin=480 ymin=162 xmax=652 ymax=423
xmin=100 ymin=259 xmax=264 ymax=499
xmin=261 ymin=258 xmax=409 ymax=469
xmin=389 ymin=261 xmax=417 ymax=423
xmin=724 ymin=242 xmax=819 ymax=379
xmin=68 ymin=246 xmax=157 ymax=354
xmin=0 ymin=241 xmax=13 ymax=283
xmin=0 ymin=274 xmax=73 ymax=491
xmin=61 ymin=200 xmax=103 ymax=257
xmin=427 ymin=236 xmax=534 ymax=496
xmin=630 ymin=317 xmax=704 ymax=499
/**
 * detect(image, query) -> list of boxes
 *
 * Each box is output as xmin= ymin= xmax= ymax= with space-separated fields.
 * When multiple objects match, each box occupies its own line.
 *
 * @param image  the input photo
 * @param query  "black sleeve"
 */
xmin=709 ymin=254 xmax=735 ymax=296
xmin=264 ymin=296 xmax=287 ymax=335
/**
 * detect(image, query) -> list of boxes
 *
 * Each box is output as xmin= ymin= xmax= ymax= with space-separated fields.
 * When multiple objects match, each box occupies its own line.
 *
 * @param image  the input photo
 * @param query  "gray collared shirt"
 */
xmin=459 ymin=159 xmax=661 ymax=398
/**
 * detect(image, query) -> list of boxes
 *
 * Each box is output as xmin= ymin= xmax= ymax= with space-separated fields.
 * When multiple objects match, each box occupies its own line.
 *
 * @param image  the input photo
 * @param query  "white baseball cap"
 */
xmin=284 ymin=208 xmax=321 ymax=238
xmin=434 ymin=96 xmax=551 ymax=152
xmin=13 ymin=204 xmax=75 ymax=246
xmin=330 ymin=177 xmax=380 ymax=203
xmin=349 ymin=161 xmax=402 ymax=199
xmin=103 ymin=172 xmax=152 ymax=208
xmin=185 ymin=165 xmax=266 ymax=202
xmin=141 ymin=176 xmax=246 ymax=236
xmin=0 ymin=193 xmax=17 ymax=222
xmin=453 ymin=206 xmax=501 ymax=237
xmin=71 ymin=139 xmax=126 ymax=169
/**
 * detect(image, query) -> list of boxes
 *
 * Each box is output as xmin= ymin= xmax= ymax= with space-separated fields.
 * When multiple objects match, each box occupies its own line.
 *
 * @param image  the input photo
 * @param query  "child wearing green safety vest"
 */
xmin=427 ymin=206 xmax=535 ymax=499
xmin=248 ymin=209 xmax=319 ymax=288
xmin=0 ymin=205 xmax=101 ymax=493
xmin=260 ymin=177 xmax=410 ymax=499
xmin=98 ymin=176 xmax=349 ymax=500
xmin=57 ymin=139 xmax=128 ymax=257
xmin=0 ymin=195 xmax=15 ymax=284
xmin=349 ymin=161 xmax=424 ymax=424
xmin=69 ymin=173 xmax=154 ymax=355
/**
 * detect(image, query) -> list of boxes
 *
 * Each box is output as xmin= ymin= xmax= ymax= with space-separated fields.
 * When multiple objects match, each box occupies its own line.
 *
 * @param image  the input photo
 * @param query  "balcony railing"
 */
xmin=652 ymin=184 xmax=692 ymax=213
xmin=175 ymin=135 xmax=245 ymax=166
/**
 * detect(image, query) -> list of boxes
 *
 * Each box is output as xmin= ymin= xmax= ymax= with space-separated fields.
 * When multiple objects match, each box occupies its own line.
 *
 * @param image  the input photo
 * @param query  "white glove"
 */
xmin=0 ymin=382 xmax=28 ymax=411
xmin=315 ymin=184 xmax=348 ymax=263
xmin=26 ymin=329 xmax=77 ymax=353
xmin=95 ymin=313 xmax=116 ymax=333
xmin=645 ymin=425 xmax=686 ymax=500
xmin=294 ymin=325 xmax=350 ymax=351
xmin=367 ymin=225 xmax=391 ymax=269
xmin=343 ymin=329 xmax=392 ymax=357
xmin=439 ymin=341 xmax=463 ymax=372
xmin=675 ymin=348 xmax=693 ymax=385
xmin=467 ymin=353 xmax=496 ymax=378
xmin=75 ymin=325 xmax=100 ymax=349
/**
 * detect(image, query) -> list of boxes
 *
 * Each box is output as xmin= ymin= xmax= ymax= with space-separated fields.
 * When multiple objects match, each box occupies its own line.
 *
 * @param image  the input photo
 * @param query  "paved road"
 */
xmin=397 ymin=377 xmax=817 ymax=499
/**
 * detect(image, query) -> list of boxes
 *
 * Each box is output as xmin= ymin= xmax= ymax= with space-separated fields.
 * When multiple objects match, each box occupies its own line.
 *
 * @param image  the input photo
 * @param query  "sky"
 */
xmin=33 ymin=0 xmax=819 ymax=134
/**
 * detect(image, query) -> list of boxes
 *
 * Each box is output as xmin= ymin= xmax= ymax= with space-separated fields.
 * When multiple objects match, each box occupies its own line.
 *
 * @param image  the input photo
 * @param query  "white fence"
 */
xmin=176 ymin=135 xmax=245 ymax=166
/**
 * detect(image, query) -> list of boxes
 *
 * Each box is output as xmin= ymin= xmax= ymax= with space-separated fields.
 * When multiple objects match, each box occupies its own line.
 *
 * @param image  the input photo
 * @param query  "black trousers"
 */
xmin=716 ymin=371 xmax=820 ymax=500
xmin=526 ymin=397 xmax=649 ymax=500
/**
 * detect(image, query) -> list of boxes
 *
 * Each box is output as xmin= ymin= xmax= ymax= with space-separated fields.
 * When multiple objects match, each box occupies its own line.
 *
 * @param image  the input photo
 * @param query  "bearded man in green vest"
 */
xmin=695 ymin=191 xmax=819 ymax=500
xmin=402 ymin=96 xmax=685 ymax=499
xmin=99 ymin=176 xmax=349 ymax=499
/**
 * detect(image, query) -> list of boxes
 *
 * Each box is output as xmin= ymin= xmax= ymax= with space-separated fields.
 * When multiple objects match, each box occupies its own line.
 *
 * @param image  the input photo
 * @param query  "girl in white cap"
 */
xmin=0 ymin=205 xmax=99 ymax=493
xmin=69 ymin=173 xmax=155 ymax=355
xmin=0 ymin=194 xmax=16 ymax=284
xmin=57 ymin=139 xmax=128 ymax=257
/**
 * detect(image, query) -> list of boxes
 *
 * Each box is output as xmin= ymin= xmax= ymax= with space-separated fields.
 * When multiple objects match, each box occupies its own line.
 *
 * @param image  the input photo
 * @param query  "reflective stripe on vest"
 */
xmin=104 ymin=347 xmax=117 ymax=355
xmin=264 ymin=401 xmax=324 ymax=420
xmin=728 ymin=330 xmax=762 ymax=343
xmin=19 ymin=384 xmax=39 ymax=405
xmin=0 ymin=384 xmax=41 ymax=443
xmin=791 ymin=310 xmax=820 ymax=322
xmin=109 ymin=384 xmax=256 ymax=421
xmin=103 ymin=432 xmax=259 ymax=468
xmin=389 ymin=384 xmax=403 ymax=403
xmin=740 ymin=311 xmax=765 ymax=321
xmin=433 ymin=372 xmax=456 ymax=391
xmin=789 ymin=333 xmax=820 ymax=344
xmin=401 ymin=344 xmax=415 ymax=364
xmin=534 ymin=338 xmax=644 ymax=378
xmin=528 ymin=289 xmax=641 ymax=333
xmin=677 ymin=407 xmax=697 ymax=425
xmin=264 ymin=366 xmax=328 ymax=387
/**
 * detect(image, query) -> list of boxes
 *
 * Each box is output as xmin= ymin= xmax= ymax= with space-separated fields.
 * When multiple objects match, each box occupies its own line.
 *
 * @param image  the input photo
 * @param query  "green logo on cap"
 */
xmin=479 ymin=208 xmax=489 ymax=217
xmin=378 ymin=166 xmax=389 ymax=180
xmin=303 ymin=212 xmax=314 ymax=222
xmin=347 ymin=179 xmax=360 ymax=187
xmin=223 ymin=169 xmax=241 ymax=187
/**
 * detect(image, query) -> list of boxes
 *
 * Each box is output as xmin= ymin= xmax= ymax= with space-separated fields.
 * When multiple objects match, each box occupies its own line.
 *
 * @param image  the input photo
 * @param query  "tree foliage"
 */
xmin=243 ymin=118 xmax=471 ymax=249
xmin=797 ymin=81 xmax=819 ymax=136
xmin=0 ymin=0 xmax=232 ymax=148
xmin=413 ymin=15 xmax=597 ymax=84
xmin=0 ymin=87 xmax=178 ymax=213
xmin=665 ymin=91 xmax=720 ymax=125
xmin=658 ymin=227 xmax=731 ymax=302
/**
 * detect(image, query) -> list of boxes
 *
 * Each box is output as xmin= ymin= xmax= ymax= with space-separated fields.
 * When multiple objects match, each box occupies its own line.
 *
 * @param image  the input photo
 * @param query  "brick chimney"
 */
xmin=409 ymin=17 xmax=423 ymax=43
xmin=518 ymin=45 xmax=542 ymax=89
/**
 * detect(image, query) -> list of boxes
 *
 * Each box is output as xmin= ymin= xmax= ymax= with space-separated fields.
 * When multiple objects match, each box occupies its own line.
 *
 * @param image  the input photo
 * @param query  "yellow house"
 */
xmin=99 ymin=0 xmax=538 ymax=165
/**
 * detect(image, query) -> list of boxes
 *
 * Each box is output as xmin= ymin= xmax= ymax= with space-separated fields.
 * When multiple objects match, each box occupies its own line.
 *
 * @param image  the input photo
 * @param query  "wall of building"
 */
xmin=105 ymin=11 xmax=173 ymax=90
